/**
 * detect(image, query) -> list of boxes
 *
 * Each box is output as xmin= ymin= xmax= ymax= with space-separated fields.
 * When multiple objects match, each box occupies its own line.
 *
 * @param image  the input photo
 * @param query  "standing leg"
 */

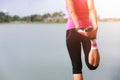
xmin=66 ymin=29 xmax=83 ymax=80
xmin=74 ymin=74 xmax=83 ymax=80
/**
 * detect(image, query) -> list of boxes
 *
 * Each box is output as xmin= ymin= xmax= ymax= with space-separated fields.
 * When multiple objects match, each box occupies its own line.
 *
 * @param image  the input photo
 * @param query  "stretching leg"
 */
xmin=82 ymin=37 xmax=98 ymax=70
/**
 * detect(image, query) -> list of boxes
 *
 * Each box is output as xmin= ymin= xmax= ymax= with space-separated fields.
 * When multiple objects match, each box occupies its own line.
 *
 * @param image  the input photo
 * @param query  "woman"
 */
xmin=66 ymin=0 xmax=100 ymax=80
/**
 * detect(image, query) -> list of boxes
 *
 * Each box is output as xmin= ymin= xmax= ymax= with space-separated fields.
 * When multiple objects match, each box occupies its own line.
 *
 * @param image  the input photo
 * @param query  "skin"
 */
xmin=66 ymin=0 xmax=98 ymax=80
xmin=66 ymin=0 xmax=98 ymax=39
xmin=77 ymin=0 xmax=98 ymax=39
xmin=89 ymin=48 xmax=100 ymax=67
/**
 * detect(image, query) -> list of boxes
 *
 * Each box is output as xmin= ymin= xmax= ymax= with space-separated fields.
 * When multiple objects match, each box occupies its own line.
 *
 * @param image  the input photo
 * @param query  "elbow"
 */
xmin=70 ymin=10 xmax=74 ymax=15
xmin=89 ymin=7 xmax=96 ymax=12
xmin=70 ymin=10 xmax=77 ymax=17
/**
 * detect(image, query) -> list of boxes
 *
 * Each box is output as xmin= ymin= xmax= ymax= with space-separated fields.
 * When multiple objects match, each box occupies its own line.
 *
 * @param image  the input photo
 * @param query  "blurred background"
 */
xmin=0 ymin=0 xmax=120 ymax=80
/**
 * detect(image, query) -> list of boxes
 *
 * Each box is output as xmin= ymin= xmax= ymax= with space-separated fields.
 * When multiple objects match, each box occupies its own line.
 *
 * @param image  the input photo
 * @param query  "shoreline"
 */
xmin=0 ymin=20 xmax=120 ymax=24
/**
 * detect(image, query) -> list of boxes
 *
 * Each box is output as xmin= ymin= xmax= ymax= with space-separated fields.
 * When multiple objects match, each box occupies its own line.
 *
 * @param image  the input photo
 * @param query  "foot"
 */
xmin=89 ymin=48 xmax=100 ymax=67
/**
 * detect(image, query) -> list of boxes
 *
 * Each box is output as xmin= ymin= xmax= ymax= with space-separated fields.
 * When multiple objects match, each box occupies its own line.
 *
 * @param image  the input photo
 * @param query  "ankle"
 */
xmin=91 ymin=39 xmax=97 ymax=50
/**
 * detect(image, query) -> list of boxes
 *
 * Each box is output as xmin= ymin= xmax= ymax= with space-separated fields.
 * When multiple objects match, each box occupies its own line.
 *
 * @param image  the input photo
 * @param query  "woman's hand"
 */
xmin=88 ymin=27 xmax=98 ymax=39
xmin=77 ymin=27 xmax=98 ymax=39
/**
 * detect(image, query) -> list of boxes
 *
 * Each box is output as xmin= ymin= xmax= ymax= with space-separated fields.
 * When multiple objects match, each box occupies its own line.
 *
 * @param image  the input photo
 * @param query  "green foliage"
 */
xmin=0 ymin=12 xmax=6 ymax=22
xmin=0 ymin=11 xmax=67 ymax=23
xmin=12 ymin=15 xmax=20 ymax=21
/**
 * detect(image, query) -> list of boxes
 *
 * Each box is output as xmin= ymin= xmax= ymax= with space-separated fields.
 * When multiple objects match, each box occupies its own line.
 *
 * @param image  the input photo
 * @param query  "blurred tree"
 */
xmin=12 ymin=15 xmax=20 ymax=21
xmin=0 ymin=12 xmax=5 ymax=22
xmin=0 ymin=11 xmax=66 ymax=23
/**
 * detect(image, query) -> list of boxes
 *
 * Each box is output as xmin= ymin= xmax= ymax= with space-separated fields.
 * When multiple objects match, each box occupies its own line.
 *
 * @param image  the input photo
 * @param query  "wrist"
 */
xmin=93 ymin=26 xmax=98 ymax=31
xmin=75 ymin=25 xmax=80 ymax=31
xmin=75 ymin=28 xmax=80 ymax=32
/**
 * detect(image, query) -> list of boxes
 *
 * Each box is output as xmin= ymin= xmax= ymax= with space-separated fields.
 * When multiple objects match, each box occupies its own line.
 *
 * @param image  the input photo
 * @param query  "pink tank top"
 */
xmin=66 ymin=0 xmax=93 ymax=30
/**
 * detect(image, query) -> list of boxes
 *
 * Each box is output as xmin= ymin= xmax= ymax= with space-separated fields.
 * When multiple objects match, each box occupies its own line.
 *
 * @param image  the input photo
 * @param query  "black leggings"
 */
xmin=66 ymin=29 xmax=98 ymax=74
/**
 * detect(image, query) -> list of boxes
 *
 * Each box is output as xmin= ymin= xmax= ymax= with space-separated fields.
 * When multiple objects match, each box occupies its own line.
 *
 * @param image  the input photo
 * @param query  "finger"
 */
xmin=77 ymin=30 xmax=88 ymax=37
xmin=88 ymin=35 xmax=96 ymax=40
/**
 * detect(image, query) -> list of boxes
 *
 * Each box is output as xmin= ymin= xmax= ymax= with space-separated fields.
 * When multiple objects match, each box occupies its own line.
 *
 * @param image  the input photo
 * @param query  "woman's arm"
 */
xmin=77 ymin=0 xmax=98 ymax=39
xmin=87 ymin=0 xmax=98 ymax=30
xmin=86 ymin=0 xmax=98 ymax=39
xmin=66 ymin=0 xmax=80 ymax=29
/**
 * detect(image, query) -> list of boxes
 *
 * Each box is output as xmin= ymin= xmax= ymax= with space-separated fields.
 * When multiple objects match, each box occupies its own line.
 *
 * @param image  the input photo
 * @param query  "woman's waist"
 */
xmin=66 ymin=19 xmax=93 ymax=30
xmin=67 ymin=19 xmax=92 ymax=26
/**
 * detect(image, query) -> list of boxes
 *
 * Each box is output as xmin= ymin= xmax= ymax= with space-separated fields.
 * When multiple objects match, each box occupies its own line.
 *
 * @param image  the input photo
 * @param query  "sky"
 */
xmin=0 ymin=0 xmax=120 ymax=18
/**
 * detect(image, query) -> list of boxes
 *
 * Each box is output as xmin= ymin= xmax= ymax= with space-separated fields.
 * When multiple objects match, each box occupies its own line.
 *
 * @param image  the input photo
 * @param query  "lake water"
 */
xmin=0 ymin=22 xmax=120 ymax=80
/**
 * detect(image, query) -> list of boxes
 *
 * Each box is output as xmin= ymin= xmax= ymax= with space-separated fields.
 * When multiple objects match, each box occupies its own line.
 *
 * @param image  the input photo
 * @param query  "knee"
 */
xmin=88 ymin=64 xmax=98 ymax=70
